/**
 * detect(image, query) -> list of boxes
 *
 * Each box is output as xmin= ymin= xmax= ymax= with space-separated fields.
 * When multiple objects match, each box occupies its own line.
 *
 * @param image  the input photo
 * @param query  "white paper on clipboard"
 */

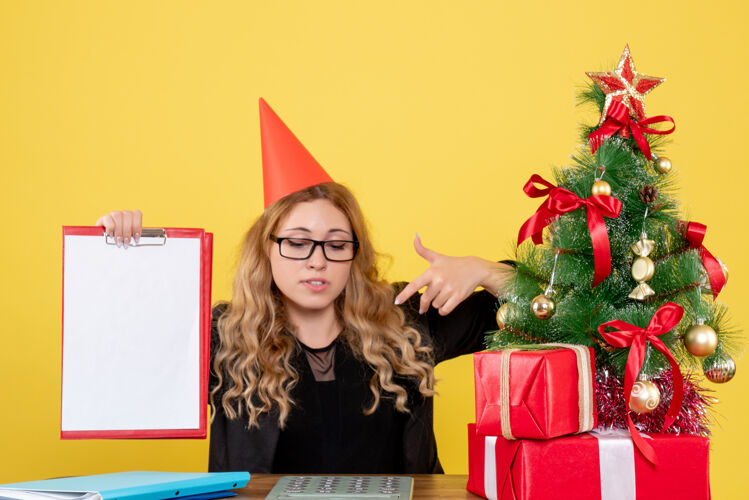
xmin=60 ymin=227 xmax=211 ymax=438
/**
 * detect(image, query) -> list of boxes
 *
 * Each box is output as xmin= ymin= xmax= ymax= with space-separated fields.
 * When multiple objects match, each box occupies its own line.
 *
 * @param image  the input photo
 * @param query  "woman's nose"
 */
xmin=306 ymin=244 xmax=327 ymax=268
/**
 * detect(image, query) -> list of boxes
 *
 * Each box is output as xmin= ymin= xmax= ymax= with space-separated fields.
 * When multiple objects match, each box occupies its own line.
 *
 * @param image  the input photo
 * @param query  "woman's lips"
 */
xmin=303 ymin=279 xmax=329 ymax=292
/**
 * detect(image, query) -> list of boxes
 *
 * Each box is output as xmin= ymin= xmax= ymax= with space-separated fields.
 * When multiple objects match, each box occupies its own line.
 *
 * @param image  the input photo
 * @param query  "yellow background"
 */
xmin=1 ymin=0 xmax=747 ymax=497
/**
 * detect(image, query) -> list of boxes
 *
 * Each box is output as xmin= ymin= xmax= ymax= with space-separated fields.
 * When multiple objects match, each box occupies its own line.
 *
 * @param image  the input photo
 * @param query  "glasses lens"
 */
xmin=323 ymin=240 xmax=356 ymax=261
xmin=279 ymin=238 xmax=315 ymax=259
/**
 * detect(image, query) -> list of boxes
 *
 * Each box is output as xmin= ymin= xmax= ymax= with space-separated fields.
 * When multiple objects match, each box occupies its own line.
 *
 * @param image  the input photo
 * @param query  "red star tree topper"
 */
xmin=586 ymin=45 xmax=665 ymax=125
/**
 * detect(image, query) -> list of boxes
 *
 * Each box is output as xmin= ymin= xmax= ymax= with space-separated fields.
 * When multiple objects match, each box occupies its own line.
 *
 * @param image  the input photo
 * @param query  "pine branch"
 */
xmin=500 ymin=326 xmax=550 ymax=344
xmin=647 ymin=282 xmax=702 ymax=302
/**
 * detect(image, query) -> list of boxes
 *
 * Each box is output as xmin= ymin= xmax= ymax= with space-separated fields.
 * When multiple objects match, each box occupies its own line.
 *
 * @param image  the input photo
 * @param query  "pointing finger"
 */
xmin=394 ymin=272 xmax=430 ymax=306
xmin=413 ymin=233 xmax=441 ymax=263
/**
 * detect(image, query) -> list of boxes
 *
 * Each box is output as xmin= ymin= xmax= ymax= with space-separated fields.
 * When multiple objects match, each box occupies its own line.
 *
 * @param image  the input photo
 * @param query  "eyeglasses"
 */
xmin=269 ymin=235 xmax=359 ymax=262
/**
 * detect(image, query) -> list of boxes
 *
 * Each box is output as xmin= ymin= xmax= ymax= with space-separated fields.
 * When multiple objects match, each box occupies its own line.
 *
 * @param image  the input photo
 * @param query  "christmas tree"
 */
xmin=488 ymin=46 xmax=739 ymax=454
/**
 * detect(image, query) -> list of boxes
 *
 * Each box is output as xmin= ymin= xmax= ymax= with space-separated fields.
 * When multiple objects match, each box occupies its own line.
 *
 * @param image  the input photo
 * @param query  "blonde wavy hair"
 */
xmin=210 ymin=182 xmax=435 ymax=428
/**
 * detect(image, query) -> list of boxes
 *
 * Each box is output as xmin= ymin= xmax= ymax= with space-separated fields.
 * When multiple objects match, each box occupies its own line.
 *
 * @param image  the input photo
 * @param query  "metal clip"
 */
xmin=104 ymin=228 xmax=167 ymax=246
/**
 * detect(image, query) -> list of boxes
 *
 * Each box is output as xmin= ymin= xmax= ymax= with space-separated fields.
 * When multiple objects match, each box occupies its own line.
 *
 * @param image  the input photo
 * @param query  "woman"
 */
xmin=95 ymin=101 xmax=510 ymax=474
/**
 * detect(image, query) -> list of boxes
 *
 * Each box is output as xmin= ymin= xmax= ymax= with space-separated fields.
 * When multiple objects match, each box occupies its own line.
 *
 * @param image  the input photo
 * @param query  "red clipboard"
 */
xmin=61 ymin=226 xmax=213 ymax=439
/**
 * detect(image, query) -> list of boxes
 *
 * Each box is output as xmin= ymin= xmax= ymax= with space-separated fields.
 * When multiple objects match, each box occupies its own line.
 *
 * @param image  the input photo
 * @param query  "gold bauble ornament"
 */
xmin=530 ymin=294 xmax=556 ymax=319
xmin=591 ymin=180 xmax=612 ymax=196
xmin=683 ymin=320 xmax=718 ymax=357
xmin=703 ymin=353 xmax=737 ymax=383
xmin=654 ymin=155 xmax=672 ymax=174
xmin=496 ymin=302 xmax=512 ymax=328
xmin=631 ymin=256 xmax=655 ymax=282
xmin=629 ymin=380 xmax=661 ymax=414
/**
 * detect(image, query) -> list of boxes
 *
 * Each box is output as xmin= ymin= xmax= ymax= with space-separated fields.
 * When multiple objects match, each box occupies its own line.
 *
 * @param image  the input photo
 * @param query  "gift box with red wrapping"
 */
xmin=466 ymin=423 xmax=710 ymax=500
xmin=474 ymin=345 xmax=596 ymax=439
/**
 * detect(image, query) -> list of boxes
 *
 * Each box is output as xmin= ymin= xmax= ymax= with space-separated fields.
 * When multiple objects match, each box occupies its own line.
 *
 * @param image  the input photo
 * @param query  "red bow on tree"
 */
xmin=679 ymin=221 xmax=726 ymax=298
xmin=517 ymin=175 xmax=622 ymax=286
xmin=598 ymin=302 xmax=685 ymax=464
xmin=588 ymin=100 xmax=675 ymax=161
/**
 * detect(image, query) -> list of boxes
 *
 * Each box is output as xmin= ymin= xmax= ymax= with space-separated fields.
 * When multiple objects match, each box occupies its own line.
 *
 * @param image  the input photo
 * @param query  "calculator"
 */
xmin=264 ymin=476 xmax=413 ymax=499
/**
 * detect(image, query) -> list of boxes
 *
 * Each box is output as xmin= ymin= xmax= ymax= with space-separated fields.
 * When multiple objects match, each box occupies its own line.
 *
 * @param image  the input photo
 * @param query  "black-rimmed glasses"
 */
xmin=270 ymin=235 xmax=359 ymax=262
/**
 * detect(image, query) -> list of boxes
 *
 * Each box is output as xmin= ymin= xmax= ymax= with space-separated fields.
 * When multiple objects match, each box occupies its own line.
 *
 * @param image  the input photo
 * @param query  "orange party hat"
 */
xmin=259 ymin=98 xmax=333 ymax=208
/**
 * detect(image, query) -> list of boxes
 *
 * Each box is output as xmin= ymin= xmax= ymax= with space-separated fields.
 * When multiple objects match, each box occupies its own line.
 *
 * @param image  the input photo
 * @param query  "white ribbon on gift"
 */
xmin=482 ymin=429 xmax=643 ymax=500
xmin=590 ymin=428 xmax=638 ymax=500
xmin=483 ymin=435 xmax=499 ymax=500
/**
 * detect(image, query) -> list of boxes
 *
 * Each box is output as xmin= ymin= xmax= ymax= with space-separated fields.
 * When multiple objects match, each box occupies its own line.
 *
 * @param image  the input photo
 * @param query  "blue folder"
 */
xmin=0 ymin=471 xmax=250 ymax=500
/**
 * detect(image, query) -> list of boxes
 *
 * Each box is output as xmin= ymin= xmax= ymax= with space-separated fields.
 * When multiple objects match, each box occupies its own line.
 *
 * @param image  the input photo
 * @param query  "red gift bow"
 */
xmin=588 ymin=100 xmax=675 ymax=161
xmin=517 ymin=174 xmax=622 ymax=286
xmin=680 ymin=221 xmax=726 ymax=299
xmin=598 ymin=302 xmax=685 ymax=465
